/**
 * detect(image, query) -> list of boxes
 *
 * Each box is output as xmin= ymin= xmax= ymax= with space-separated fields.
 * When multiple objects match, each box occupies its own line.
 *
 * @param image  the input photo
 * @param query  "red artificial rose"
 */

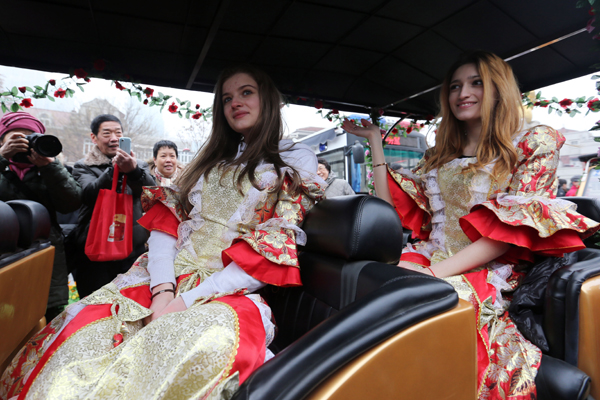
xmin=420 ymin=123 xmax=424 ymax=128
xmin=192 ymin=112 xmax=202 ymax=119
xmin=54 ymin=88 xmax=66 ymax=98
xmin=558 ymin=98 xmax=573 ymax=108
xmin=93 ymin=59 xmax=106 ymax=71
xmin=19 ymin=98 xmax=33 ymax=108
xmin=49 ymin=79 xmax=56 ymax=86
xmin=588 ymin=98 xmax=600 ymax=111
xmin=195 ymin=104 xmax=200 ymax=109
xmin=406 ymin=126 xmax=413 ymax=134
xmin=378 ymin=109 xmax=384 ymax=116
xmin=392 ymin=128 xmax=398 ymax=134
xmin=534 ymin=101 xmax=541 ymax=106
xmin=168 ymin=102 xmax=178 ymax=113
xmin=85 ymin=78 xmax=91 ymax=83
xmin=74 ymin=68 xmax=88 ymax=80
xmin=426 ymin=114 xmax=434 ymax=121
xmin=332 ymin=109 xmax=339 ymax=114
xmin=18 ymin=86 xmax=26 ymax=94
xmin=143 ymin=99 xmax=148 ymax=105
xmin=314 ymin=100 xmax=323 ymax=109
xmin=144 ymin=87 xmax=154 ymax=98
xmin=114 ymin=81 xmax=125 ymax=90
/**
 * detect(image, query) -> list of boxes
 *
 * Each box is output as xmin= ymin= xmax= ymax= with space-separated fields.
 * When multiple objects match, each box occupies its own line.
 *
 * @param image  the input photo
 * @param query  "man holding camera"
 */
xmin=0 ymin=111 xmax=82 ymax=321
xmin=71 ymin=114 xmax=155 ymax=298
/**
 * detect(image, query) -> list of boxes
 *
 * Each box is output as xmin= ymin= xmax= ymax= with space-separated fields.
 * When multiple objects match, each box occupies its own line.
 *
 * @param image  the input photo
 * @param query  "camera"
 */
xmin=12 ymin=133 xmax=63 ymax=164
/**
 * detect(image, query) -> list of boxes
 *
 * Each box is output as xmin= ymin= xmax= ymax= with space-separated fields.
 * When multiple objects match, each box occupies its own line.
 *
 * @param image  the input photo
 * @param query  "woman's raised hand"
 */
xmin=341 ymin=118 xmax=381 ymax=141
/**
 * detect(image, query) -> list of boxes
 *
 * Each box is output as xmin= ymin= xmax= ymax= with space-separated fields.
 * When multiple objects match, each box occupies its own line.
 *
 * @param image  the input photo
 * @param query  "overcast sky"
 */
xmin=1 ymin=64 xmax=598 ymax=141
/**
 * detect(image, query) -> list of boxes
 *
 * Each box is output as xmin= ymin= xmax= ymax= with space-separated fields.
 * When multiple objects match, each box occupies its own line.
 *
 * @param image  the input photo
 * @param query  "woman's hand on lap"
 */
xmin=152 ymin=297 xmax=187 ymax=320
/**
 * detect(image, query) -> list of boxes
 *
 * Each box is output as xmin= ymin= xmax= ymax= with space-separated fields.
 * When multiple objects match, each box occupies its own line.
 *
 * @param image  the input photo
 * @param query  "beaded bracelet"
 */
xmin=151 ymin=288 xmax=175 ymax=300
xmin=373 ymin=162 xmax=387 ymax=168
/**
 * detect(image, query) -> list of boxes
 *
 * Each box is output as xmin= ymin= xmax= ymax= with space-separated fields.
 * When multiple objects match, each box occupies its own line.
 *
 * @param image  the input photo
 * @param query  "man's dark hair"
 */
xmin=558 ymin=178 xmax=567 ymax=187
xmin=317 ymin=157 xmax=331 ymax=173
xmin=153 ymin=140 xmax=178 ymax=158
xmin=90 ymin=114 xmax=122 ymax=135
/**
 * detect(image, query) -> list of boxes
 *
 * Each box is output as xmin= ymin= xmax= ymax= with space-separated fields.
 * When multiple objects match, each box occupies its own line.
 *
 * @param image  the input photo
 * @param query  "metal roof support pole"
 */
xmin=185 ymin=0 xmax=232 ymax=89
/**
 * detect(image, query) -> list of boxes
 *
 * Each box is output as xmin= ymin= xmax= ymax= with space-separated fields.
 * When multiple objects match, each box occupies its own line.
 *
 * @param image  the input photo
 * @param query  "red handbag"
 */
xmin=85 ymin=165 xmax=133 ymax=261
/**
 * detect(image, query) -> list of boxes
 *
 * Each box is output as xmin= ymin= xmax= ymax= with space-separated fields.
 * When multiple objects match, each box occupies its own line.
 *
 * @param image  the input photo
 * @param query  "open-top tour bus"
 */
xmin=1 ymin=1 xmax=600 ymax=399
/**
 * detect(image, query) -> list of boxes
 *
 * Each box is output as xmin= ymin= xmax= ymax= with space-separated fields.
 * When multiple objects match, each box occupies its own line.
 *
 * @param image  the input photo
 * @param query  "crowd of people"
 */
xmin=0 ymin=51 xmax=598 ymax=400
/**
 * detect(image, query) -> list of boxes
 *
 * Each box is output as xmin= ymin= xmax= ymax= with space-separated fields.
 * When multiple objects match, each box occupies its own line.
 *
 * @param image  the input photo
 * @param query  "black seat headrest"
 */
xmin=301 ymin=195 xmax=403 ymax=264
xmin=0 ymin=201 xmax=19 ymax=253
xmin=7 ymin=200 xmax=51 ymax=248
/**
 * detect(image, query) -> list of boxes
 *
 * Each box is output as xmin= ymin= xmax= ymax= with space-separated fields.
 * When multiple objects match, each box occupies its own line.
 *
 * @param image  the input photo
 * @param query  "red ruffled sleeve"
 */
xmin=138 ymin=202 xmax=179 ymax=238
xmin=387 ymin=171 xmax=431 ymax=240
xmin=459 ymin=127 xmax=599 ymax=263
xmin=222 ymin=241 xmax=301 ymax=287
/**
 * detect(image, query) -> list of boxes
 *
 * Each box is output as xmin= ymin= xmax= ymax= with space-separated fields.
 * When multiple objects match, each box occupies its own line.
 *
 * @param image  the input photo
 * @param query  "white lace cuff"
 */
xmin=179 ymin=261 xmax=266 ymax=308
xmin=147 ymin=230 xmax=177 ymax=289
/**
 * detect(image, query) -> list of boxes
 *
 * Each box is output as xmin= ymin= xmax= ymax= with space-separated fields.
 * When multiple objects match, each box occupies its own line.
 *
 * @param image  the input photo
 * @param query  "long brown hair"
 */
xmin=424 ymin=51 xmax=522 ymax=182
xmin=177 ymin=65 xmax=302 ymax=213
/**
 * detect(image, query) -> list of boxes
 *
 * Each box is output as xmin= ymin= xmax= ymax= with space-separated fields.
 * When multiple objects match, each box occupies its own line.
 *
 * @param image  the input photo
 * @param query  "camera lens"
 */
xmin=31 ymin=134 xmax=62 ymax=157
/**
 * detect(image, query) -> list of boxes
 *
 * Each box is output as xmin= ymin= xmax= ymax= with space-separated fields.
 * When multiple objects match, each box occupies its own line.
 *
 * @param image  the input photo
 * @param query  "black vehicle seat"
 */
xmin=235 ymin=195 xmax=478 ymax=400
xmin=0 ymin=200 xmax=54 ymax=375
xmin=544 ymin=196 xmax=600 ymax=399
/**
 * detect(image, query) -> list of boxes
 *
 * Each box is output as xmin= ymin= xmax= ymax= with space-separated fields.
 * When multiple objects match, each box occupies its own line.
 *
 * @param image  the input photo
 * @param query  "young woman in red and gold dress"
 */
xmin=342 ymin=51 xmax=599 ymax=399
xmin=1 ymin=66 xmax=325 ymax=400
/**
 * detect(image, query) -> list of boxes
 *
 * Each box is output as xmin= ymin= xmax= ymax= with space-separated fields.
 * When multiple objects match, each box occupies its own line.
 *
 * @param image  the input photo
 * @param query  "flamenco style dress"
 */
xmin=388 ymin=126 xmax=599 ymax=399
xmin=0 ymin=142 xmax=325 ymax=400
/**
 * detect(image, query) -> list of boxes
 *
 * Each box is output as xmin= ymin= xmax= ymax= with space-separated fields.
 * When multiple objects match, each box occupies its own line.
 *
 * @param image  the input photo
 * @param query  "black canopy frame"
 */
xmin=0 ymin=0 xmax=598 ymax=118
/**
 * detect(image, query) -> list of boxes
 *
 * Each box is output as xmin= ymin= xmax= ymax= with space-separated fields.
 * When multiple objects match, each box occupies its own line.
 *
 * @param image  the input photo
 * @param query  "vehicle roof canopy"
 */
xmin=0 ymin=0 xmax=597 ymax=117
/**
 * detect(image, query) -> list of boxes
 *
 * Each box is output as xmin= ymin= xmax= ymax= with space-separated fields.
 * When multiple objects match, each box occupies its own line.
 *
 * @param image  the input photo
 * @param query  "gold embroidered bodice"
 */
xmin=174 ymin=169 xmax=251 ymax=281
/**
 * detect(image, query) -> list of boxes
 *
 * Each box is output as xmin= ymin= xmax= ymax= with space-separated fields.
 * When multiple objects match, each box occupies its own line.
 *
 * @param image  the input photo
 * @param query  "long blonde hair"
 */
xmin=424 ymin=51 xmax=523 ymax=182
xmin=176 ymin=65 xmax=302 ymax=213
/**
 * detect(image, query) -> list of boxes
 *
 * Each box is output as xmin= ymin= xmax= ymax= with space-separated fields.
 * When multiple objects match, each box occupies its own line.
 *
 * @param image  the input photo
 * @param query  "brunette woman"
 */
xmin=1 ymin=66 xmax=325 ymax=400
xmin=342 ymin=51 xmax=599 ymax=399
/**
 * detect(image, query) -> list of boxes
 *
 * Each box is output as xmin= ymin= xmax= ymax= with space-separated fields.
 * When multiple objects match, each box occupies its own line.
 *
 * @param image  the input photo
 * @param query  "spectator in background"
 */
xmin=148 ymin=140 xmax=183 ymax=186
xmin=71 ymin=114 xmax=155 ymax=298
xmin=0 ymin=112 xmax=82 ymax=321
xmin=557 ymin=178 xmax=568 ymax=197
xmin=566 ymin=175 xmax=581 ymax=197
xmin=317 ymin=157 xmax=355 ymax=198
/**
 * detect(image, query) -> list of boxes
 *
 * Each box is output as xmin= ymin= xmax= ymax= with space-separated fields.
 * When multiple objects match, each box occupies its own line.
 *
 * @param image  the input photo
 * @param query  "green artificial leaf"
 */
xmin=34 ymin=85 xmax=43 ymax=91
xmin=592 ymin=125 xmax=600 ymax=131
xmin=11 ymin=87 xmax=18 ymax=96
xmin=592 ymin=75 xmax=600 ymax=80
xmin=536 ymin=91 xmax=542 ymax=99
xmin=576 ymin=0 xmax=586 ymax=7
xmin=26 ymin=86 xmax=33 ymax=93
xmin=160 ymin=104 xmax=165 ymax=113
xmin=186 ymin=111 xmax=191 ymax=118
xmin=570 ymin=110 xmax=579 ymax=117
xmin=135 ymin=92 xmax=141 ymax=101
xmin=46 ymin=94 xmax=55 ymax=102
xmin=1 ymin=92 xmax=11 ymax=96
xmin=576 ymin=96 xmax=585 ymax=103
xmin=176 ymin=98 xmax=181 ymax=104
xmin=590 ymin=0 xmax=596 ymax=6
xmin=552 ymin=97 xmax=559 ymax=102
xmin=10 ymin=102 xmax=20 ymax=112
xmin=158 ymin=92 xmax=164 ymax=99
xmin=557 ymin=109 xmax=563 ymax=117
xmin=178 ymin=111 xmax=182 ymax=118
xmin=1 ymin=103 xmax=7 ymax=113
xmin=548 ymin=107 xmax=553 ymax=115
